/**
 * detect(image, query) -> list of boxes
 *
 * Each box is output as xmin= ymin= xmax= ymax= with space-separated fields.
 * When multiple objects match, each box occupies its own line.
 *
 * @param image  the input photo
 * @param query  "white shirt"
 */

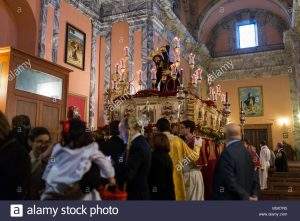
xmin=260 ymin=145 xmax=271 ymax=170
xmin=42 ymin=142 xmax=114 ymax=190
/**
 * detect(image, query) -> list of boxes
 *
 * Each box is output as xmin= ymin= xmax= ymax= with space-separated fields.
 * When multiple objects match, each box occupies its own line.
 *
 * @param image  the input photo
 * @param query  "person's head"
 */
xmin=0 ymin=111 xmax=10 ymax=143
xmin=242 ymin=139 xmax=250 ymax=148
xmin=225 ymin=123 xmax=242 ymax=141
xmin=276 ymin=142 xmax=283 ymax=150
xmin=152 ymin=133 xmax=170 ymax=153
xmin=61 ymin=119 xmax=94 ymax=149
xmin=119 ymin=118 xmax=129 ymax=143
xmin=128 ymin=117 xmax=142 ymax=135
xmin=109 ymin=120 xmax=120 ymax=136
xmin=170 ymin=123 xmax=181 ymax=136
xmin=156 ymin=118 xmax=170 ymax=132
xmin=28 ymin=127 xmax=51 ymax=158
xmin=181 ymin=120 xmax=196 ymax=137
xmin=11 ymin=115 xmax=31 ymax=136
xmin=260 ymin=140 xmax=267 ymax=147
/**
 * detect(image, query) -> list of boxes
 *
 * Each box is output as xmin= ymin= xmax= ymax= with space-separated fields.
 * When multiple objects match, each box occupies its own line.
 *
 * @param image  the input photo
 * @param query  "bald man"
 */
xmin=213 ymin=123 xmax=259 ymax=200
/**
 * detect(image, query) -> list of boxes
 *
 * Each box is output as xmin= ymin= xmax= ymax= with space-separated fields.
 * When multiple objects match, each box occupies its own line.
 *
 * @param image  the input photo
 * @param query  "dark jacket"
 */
xmin=0 ymin=137 xmax=31 ymax=200
xmin=100 ymin=135 xmax=127 ymax=187
xmin=126 ymin=135 xmax=151 ymax=200
xmin=213 ymin=141 xmax=258 ymax=200
xmin=148 ymin=149 xmax=175 ymax=200
xmin=29 ymin=157 xmax=47 ymax=200
xmin=275 ymin=149 xmax=288 ymax=172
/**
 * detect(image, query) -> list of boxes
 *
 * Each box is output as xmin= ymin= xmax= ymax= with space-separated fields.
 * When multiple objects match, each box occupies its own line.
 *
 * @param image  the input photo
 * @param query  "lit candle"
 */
xmin=216 ymin=85 xmax=221 ymax=94
xmin=124 ymin=46 xmax=129 ymax=57
xmin=138 ymin=70 xmax=142 ymax=82
xmin=207 ymin=74 xmax=213 ymax=85
xmin=180 ymin=68 xmax=184 ymax=83
xmin=173 ymin=37 xmax=180 ymax=48
xmin=195 ymin=68 xmax=203 ymax=80
xmin=213 ymin=92 xmax=217 ymax=101
xmin=221 ymin=93 xmax=226 ymax=103
xmin=115 ymin=64 xmax=119 ymax=73
xmin=189 ymin=53 xmax=195 ymax=65
xmin=120 ymin=59 xmax=125 ymax=69
xmin=209 ymin=87 xmax=213 ymax=95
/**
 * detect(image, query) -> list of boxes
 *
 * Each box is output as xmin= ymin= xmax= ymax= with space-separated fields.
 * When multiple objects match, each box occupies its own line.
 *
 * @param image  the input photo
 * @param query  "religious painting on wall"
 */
xmin=65 ymin=23 xmax=86 ymax=70
xmin=239 ymin=86 xmax=263 ymax=117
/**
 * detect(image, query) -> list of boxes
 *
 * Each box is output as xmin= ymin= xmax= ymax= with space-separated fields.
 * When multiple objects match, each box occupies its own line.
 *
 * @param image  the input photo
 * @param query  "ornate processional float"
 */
xmin=102 ymin=37 xmax=231 ymax=140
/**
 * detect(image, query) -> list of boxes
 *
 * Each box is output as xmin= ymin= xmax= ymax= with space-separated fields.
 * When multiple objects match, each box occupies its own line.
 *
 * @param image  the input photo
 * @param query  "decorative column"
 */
xmin=51 ymin=0 xmax=61 ymax=63
xmin=128 ymin=21 xmax=135 ymax=88
xmin=284 ymin=0 xmax=300 ymax=159
xmin=128 ymin=18 xmax=147 ymax=93
xmin=100 ymin=25 xmax=113 ymax=125
xmin=88 ymin=20 xmax=100 ymax=130
xmin=38 ymin=0 xmax=50 ymax=58
xmin=141 ymin=19 xmax=154 ymax=89
xmin=104 ymin=28 xmax=112 ymax=93
xmin=141 ymin=17 xmax=164 ymax=88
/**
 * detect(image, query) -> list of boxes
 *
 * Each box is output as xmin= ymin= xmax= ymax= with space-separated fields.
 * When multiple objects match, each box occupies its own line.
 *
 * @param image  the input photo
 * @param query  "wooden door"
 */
xmin=15 ymin=96 xmax=38 ymax=126
xmin=3 ymin=47 xmax=70 ymax=142
xmin=244 ymin=128 xmax=268 ymax=148
xmin=244 ymin=124 xmax=273 ymax=150
xmin=39 ymin=102 xmax=61 ymax=141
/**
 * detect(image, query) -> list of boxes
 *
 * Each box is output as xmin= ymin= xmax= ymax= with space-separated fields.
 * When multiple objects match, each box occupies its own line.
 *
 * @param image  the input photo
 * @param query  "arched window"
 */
xmin=236 ymin=20 xmax=258 ymax=49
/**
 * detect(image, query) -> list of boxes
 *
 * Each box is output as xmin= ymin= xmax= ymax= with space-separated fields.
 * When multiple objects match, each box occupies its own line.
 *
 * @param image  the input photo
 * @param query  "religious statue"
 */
xmin=151 ymin=45 xmax=181 ymax=92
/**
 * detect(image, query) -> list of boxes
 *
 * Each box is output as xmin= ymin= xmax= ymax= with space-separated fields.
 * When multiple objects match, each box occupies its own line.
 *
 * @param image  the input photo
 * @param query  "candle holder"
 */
xmin=108 ymin=46 xmax=132 ymax=102
xmin=176 ymin=84 xmax=186 ymax=121
xmin=221 ymin=93 xmax=231 ymax=127
xmin=188 ymin=53 xmax=195 ymax=69
xmin=240 ymin=101 xmax=246 ymax=138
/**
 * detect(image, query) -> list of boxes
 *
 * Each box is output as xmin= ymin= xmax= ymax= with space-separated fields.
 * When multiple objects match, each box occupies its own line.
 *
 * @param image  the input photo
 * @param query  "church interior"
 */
xmin=1 ymin=0 xmax=300 ymax=201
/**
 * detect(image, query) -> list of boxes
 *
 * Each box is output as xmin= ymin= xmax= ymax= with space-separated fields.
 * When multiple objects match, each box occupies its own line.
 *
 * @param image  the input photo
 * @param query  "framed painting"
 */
xmin=238 ymin=86 xmax=263 ymax=117
xmin=65 ymin=23 xmax=86 ymax=70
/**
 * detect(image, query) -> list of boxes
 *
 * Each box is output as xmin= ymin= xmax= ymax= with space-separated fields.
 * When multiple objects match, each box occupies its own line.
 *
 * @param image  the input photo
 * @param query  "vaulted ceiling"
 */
xmin=173 ymin=0 xmax=293 ymax=43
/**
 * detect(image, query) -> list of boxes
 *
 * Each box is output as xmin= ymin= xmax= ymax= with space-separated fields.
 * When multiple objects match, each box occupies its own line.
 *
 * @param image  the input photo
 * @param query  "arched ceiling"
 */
xmin=175 ymin=0 xmax=292 ymax=43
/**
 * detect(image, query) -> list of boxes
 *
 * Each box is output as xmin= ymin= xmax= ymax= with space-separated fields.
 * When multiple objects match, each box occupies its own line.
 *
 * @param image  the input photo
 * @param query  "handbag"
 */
xmin=98 ymin=185 xmax=127 ymax=200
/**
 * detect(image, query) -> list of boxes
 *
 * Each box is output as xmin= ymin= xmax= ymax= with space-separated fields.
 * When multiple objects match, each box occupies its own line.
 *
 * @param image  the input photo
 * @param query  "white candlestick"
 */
xmin=189 ymin=53 xmax=195 ymax=65
xmin=124 ymin=46 xmax=129 ymax=57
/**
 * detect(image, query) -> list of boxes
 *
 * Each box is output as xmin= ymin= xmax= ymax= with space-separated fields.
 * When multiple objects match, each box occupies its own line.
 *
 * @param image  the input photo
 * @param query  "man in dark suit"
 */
xmin=213 ymin=123 xmax=259 ymax=200
xmin=100 ymin=120 xmax=127 ymax=188
xmin=126 ymin=118 xmax=151 ymax=200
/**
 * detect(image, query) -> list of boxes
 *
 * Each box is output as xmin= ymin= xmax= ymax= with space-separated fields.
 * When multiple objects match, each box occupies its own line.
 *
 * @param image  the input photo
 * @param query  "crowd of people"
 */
xmin=0 ymin=109 xmax=291 ymax=201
